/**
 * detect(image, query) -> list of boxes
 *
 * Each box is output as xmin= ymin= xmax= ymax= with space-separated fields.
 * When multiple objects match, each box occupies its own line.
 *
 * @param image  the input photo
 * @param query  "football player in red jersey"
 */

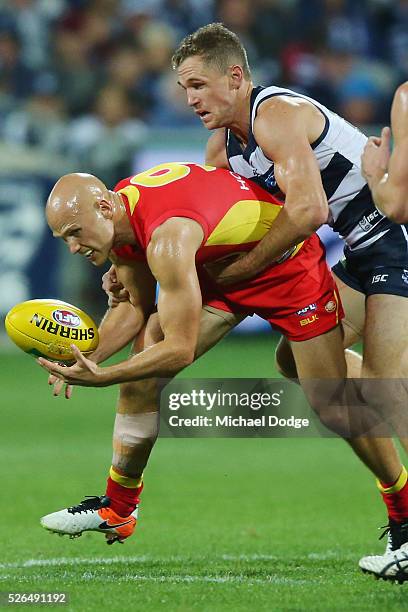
xmin=39 ymin=163 xmax=356 ymax=545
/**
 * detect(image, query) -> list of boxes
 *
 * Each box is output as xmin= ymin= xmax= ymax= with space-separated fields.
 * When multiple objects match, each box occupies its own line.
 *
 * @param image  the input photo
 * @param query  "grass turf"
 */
xmin=1 ymin=335 xmax=406 ymax=611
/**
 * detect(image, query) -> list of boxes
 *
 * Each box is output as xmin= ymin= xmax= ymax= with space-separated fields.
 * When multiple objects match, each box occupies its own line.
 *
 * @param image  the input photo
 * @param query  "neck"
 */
xmin=228 ymin=81 xmax=253 ymax=145
xmin=112 ymin=192 xmax=139 ymax=248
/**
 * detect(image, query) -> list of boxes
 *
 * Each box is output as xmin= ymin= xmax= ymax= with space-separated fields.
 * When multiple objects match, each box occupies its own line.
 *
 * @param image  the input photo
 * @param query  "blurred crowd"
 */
xmin=0 ymin=0 xmax=407 ymax=183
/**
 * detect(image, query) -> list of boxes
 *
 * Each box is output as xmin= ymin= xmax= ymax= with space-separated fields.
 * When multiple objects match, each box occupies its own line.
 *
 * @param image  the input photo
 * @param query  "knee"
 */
xmin=303 ymin=380 xmax=351 ymax=437
xmin=359 ymin=377 xmax=406 ymax=416
xmin=118 ymin=379 xmax=159 ymax=415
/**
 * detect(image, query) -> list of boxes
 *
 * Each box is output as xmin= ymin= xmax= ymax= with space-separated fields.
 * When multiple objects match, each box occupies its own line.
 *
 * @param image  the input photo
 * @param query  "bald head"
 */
xmin=46 ymin=173 xmax=109 ymax=224
xmin=46 ymin=173 xmax=118 ymax=266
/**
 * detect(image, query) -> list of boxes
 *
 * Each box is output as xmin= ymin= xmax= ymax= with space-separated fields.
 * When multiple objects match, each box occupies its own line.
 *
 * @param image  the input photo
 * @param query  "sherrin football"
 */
xmin=5 ymin=299 xmax=99 ymax=361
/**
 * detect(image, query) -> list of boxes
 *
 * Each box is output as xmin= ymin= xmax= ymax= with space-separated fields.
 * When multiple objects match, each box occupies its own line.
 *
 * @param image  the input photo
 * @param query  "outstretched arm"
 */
xmin=206 ymin=98 xmax=329 ymax=284
xmin=38 ymin=218 xmax=204 ymax=386
xmin=362 ymin=82 xmax=408 ymax=223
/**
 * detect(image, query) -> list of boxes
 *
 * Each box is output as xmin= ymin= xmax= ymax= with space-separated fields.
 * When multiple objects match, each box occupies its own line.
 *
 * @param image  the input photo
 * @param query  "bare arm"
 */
xmin=90 ymin=259 xmax=157 ymax=364
xmin=39 ymin=218 xmax=204 ymax=385
xmin=362 ymin=82 xmax=408 ymax=223
xmin=208 ymin=97 xmax=328 ymax=283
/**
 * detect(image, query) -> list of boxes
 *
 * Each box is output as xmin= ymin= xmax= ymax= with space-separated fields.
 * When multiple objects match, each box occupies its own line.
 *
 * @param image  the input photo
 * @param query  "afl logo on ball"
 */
xmin=324 ymin=300 xmax=336 ymax=313
xmin=52 ymin=309 xmax=81 ymax=327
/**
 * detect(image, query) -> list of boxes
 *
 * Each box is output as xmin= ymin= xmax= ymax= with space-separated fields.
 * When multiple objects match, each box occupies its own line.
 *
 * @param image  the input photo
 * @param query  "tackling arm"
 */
xmin=207 ymin=98 xmax=328 ymax=284
xmin=362 ymin=82 xmax=408 ymax=223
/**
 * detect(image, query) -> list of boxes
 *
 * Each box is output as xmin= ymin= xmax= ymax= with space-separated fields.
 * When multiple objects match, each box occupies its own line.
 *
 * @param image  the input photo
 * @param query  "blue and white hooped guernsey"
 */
xmin=226 ymin=85 xmax=393 ymax=252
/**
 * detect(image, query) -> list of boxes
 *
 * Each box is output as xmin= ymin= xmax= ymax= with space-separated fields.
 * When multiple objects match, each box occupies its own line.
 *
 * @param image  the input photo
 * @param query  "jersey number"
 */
xmin=130 ymin=162 xmax=216 ymax=188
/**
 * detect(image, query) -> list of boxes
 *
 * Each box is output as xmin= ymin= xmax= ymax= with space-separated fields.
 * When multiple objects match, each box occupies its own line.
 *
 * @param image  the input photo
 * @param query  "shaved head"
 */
xmin=46 ymin=173 xmax=120 ymax=266
xmin=46 ymin=172 xmax=109 ymax=224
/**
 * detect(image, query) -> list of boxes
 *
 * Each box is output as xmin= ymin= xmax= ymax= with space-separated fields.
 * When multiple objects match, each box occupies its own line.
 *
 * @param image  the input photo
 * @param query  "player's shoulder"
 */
xmin=205 ymin=129 xmax=229 ymax=168
xmin=113 ymin=176 xmax=132 ymax=192
xmin=255 ymin=93 xmax=314 ymax=126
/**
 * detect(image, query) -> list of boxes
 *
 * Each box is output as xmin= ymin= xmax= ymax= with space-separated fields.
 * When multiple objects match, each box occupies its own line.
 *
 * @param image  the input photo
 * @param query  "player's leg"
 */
xmin=289 ymin=325 xmax=404 ymax=484
xmin=40 ymin=322 xmax=157 ymax=544
xmin=104 ymin=306 xmax=245 ymax=542
xmin=358 ymin=294 xmax=408 ymax=558
xmin=41 ymin=306 xmax=244 ymax=543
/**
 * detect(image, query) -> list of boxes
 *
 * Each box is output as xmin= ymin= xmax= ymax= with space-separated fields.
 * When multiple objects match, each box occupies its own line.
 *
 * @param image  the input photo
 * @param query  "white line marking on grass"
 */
xmin=0 ymin=572 xmax=312 ymax=586
xmin=0 ymin=551 xmax=354 ymax=571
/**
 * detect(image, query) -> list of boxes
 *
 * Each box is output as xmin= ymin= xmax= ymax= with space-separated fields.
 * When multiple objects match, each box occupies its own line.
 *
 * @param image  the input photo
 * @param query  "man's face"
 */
xmin=48 ymin=202 xmax=114 ymax=266
xmin=177 ymin=55 xmax=237 ymax=129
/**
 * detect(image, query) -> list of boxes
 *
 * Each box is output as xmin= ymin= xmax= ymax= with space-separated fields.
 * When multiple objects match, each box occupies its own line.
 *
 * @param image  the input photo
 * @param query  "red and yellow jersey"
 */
xmin=112 ymin=162 xmax=303 ymax=264
xmin=111 ymin=162 xmax=343 ymax=342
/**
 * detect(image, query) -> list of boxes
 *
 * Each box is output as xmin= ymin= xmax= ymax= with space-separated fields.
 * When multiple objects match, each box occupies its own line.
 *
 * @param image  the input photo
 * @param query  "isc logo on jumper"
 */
xmin=359 ymin=210 xmax=381 ymax=232
xmin=296 ymin=303 xmax=317 ymax=316
xmin=52 ymin=309 xmax=81 ymax=327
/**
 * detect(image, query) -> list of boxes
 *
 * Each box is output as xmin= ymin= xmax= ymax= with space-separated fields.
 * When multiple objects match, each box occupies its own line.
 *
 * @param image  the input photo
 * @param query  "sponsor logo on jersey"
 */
xmin=52 ymin=309 xmax=80 ymax=327
xmin=229 ymin=172 xmax=250 ymax=191
xmin=324 ymin=300 xmax=337 ymax=313
xmin=300 ymin=314 xmax=319 ymax=326
xmin=296 ymin=303 xmax=317 ymax=316
xmin=371 ymin=273 xmax=389 ymax=284
xmin=402 ymin=270 xmax=408 ymax=285
xmin=358 ymin=210 xmax=380 ymax=232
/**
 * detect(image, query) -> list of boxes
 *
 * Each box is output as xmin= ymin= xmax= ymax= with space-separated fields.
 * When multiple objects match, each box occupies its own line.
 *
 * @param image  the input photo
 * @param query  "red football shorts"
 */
xmin=199 ymin=234 xmax=344 ymax=342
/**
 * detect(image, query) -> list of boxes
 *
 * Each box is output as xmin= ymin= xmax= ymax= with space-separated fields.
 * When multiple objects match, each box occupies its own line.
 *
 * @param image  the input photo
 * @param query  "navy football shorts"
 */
xmin=332 ymin=224 xmax=408 ymax=298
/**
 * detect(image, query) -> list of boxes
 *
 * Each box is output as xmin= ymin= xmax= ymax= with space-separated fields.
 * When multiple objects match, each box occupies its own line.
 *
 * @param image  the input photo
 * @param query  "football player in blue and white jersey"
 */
xmin=173 ymin=23 xmax=408 ymax=580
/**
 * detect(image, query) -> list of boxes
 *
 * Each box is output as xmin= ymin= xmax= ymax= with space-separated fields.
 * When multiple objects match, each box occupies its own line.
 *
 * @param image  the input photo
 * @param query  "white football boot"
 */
xmin=359 ymin=543 xmax=408 ymax=584
xmin=359 ymin=519 xmax=408 ymax=583
xmin=40 ymin=495 xmax=138 ymax=544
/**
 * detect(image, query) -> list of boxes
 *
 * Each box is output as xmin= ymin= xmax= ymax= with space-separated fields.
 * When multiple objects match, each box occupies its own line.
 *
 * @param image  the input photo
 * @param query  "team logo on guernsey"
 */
xmin=296 ymin=303 xmax=317 ymax=316
xmin=52 ymin=309 xmax=81 ymax=328
xmin=324 ymin=300 xmax=337 ymax=313
xmin=402 ymin=270 xmax=408 ymax=285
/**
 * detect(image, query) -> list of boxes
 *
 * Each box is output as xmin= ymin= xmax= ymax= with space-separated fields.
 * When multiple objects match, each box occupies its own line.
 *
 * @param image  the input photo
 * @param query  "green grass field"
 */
xmin=1 ymin=335 xmax=406 ymax=611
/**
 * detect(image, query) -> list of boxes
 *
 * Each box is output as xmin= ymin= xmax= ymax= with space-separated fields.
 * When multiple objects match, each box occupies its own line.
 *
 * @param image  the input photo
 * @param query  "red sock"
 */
xmin=380 ymin=474 xmax=408 ymax=523
xmin=105 ymin=477 xmax=143 ymax=517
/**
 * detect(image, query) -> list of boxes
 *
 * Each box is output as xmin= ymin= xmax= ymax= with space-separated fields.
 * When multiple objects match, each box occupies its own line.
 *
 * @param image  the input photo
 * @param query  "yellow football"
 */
xmin=5 ymin=299 xmax=99 ymax=361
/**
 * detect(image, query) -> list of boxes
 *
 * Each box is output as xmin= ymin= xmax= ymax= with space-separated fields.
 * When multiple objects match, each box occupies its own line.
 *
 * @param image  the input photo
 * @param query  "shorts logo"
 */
xmin=402 ymin=270 xmax=408 ymax=285
xmin=371 ymin=273 xmax=388 ymax=284
xmin=324 ymin=300 xmax=337 ymax=313
xmin=300 ymin=314 xmax=319 ymax=326
xmin=52 ymin=309 xmax=81 ymax=327
xmin=296 ymin=303 xmax=317 ymax=316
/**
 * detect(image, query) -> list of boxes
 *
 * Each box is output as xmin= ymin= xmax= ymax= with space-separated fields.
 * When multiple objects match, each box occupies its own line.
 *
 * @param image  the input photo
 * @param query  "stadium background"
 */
xmin=1 ymin=1 xmax=407 ymax=610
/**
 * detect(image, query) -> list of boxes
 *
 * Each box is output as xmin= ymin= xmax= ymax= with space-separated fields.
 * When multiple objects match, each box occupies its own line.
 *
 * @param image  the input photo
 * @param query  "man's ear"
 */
xmin=98 ymin=198 xmax=114 ymax=219
xmin=229 ymin=64 xmax=244 ymax=89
